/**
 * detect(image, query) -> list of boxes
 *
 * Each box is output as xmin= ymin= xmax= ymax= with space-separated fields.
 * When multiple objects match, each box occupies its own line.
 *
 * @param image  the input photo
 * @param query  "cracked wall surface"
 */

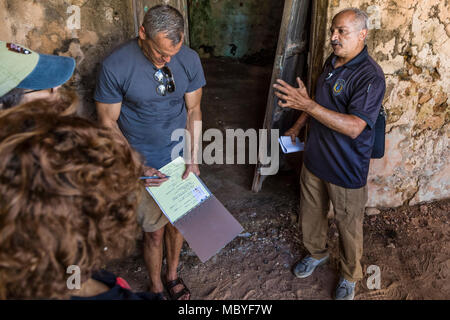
xmin=0 ymin=0 xmax=135 ymax=117
xmin=326 ymin=0 xmax=449 ymax=207
xmin=1 ymin=1 xmax=448 ymax=208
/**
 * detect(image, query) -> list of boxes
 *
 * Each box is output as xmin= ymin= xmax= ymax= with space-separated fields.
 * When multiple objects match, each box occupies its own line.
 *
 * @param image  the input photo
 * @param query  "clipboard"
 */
xmin=146 ymin=157 xmax=243 ymax=262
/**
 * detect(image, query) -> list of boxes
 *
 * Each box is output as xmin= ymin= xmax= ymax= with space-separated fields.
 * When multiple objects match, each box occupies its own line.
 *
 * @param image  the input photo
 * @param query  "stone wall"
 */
xmin=324 ymin=0 xmax=449 ymax=207
xmin=0 ymin=0 xmax=135 ymax=117
xmin=1 ymin=0 xmax=448 ymax=207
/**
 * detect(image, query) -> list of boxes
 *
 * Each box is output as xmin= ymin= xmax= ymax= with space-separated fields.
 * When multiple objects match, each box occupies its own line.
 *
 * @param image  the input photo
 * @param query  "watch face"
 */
xmin=6 ymin=43 xmax=32 ymax=55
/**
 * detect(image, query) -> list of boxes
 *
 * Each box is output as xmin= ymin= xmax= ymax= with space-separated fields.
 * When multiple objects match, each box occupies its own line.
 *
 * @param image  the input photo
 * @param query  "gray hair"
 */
xmin=334 ymin=7 xmax=369 ymax=31
xmin=142 ymin=5 xmax=184 ymax=45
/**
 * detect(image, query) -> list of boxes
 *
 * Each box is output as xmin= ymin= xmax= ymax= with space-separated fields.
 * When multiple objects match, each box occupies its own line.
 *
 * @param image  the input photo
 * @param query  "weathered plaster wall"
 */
xmin=325 ymin=0 xmax=449 ymax=207
xmin=0 ymin=0 xmax=135 ymax=117
xmin=2 ymin=1 xmax=448 ymax=208
xmin=188 ymin=0 xmax=284 ymax=62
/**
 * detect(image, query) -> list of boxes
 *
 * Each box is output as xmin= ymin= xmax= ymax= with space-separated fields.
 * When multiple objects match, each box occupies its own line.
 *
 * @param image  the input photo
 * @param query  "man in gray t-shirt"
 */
xmin=95 ymin=5 xmax=205 ymax=300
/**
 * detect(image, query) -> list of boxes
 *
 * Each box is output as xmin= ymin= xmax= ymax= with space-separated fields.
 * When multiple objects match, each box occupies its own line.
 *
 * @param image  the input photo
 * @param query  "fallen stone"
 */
xmin=366 ymin=207 xmax=381 ymax=216
xmin=238 ymin=232 xmax=252 ymax=238
xmin=420 ymin=205 xmax=428 ymax=214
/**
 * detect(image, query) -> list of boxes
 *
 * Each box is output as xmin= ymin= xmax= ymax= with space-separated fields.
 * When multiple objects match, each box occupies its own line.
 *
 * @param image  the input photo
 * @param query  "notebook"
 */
xmin=278 ymin=136 xmax=305 ymax=153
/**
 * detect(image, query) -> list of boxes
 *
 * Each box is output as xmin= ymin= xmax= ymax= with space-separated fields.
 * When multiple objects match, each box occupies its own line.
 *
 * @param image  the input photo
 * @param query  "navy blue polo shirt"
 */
xmin=304 ymin=46 xmax=386 ymax=189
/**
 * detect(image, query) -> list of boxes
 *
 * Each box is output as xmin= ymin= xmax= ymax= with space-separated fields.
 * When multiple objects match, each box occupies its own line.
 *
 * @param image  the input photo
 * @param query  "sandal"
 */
xmin=165 ymin=277 xmax=191 ymax=300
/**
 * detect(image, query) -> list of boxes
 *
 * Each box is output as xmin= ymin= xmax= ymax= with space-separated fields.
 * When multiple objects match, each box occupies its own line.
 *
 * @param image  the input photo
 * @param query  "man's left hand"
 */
xmin=182 ymin=163 xmax=200 ymax=180
xmin=273 ymin=78 xmax=314 ymax=112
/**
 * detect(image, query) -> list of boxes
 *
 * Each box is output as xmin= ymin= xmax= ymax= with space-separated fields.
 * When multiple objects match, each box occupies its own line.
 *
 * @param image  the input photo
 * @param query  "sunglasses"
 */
xmin=153 ymin=66 xmax=175 ymax=96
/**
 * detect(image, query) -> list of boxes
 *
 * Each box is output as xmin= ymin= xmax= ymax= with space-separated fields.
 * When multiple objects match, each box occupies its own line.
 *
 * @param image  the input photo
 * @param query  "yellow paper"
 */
xmin=146 ymin=157 xmax=210 ymax=223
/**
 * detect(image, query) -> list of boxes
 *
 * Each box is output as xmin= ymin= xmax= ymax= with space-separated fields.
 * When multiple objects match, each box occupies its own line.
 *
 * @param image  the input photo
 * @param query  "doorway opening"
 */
xmin=186 ymin=0 xmax=323 ymax=194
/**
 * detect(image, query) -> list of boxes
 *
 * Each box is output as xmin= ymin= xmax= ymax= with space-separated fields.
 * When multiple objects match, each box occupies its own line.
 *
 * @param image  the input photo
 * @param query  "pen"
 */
xmin=139 ymin=176 xmax=170 ymax=180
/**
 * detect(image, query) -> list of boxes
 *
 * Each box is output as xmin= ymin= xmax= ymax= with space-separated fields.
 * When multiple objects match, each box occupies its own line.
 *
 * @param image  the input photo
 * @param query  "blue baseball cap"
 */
xmin=0 ymin=41 xmax=76 ymax=96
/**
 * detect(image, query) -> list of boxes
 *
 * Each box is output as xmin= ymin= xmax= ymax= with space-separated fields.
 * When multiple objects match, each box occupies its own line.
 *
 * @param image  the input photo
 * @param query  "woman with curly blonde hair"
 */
xmin=0 ymin=97 xmax=148 ymax=299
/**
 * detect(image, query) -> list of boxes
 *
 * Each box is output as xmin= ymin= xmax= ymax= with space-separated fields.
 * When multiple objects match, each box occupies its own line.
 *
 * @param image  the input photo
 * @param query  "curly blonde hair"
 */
xmin=0 ymin=96 xmax=144 ymax=299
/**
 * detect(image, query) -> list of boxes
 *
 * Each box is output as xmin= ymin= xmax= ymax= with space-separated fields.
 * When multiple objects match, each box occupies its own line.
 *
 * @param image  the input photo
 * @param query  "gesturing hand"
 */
xmin=273 ymin=77 xmax=313 ymax=112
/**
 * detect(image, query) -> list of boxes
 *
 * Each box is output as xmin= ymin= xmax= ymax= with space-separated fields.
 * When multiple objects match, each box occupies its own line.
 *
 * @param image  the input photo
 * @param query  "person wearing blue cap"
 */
xmin=0 ymin=41 xmax=76 ymax=109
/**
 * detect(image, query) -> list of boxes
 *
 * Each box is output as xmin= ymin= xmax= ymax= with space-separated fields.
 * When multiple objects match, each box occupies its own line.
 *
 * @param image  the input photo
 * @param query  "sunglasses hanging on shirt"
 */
xmin=153 ymin=66 xmax=176 ymax=96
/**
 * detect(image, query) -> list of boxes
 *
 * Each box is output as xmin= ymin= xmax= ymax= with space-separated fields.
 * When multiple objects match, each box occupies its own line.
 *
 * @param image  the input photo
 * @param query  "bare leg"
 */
xmin=164 ymin=223 xmax=190 ymax=299
xmin=143 ymin=228 xmax=165 ymax=294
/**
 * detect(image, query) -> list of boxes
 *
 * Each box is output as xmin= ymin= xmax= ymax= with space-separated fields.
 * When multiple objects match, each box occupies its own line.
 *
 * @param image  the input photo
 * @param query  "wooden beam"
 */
xmin=307 ymin=0 xmax=329 ymax=97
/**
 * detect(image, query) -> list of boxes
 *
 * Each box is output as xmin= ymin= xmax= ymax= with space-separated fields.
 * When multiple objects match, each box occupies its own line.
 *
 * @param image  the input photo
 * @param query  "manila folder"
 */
xmin=173 ymin=195 xmax=243 ymax=263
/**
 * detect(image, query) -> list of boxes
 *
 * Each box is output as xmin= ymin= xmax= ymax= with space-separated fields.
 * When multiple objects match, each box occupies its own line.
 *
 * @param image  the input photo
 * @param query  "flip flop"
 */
xmin=165 ymin=277 xmax=191 ymax=300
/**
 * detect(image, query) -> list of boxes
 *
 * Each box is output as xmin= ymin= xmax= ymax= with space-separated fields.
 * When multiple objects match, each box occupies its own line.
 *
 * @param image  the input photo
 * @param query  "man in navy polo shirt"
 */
xmin=274 ymin=8 xmax=385 ymax=300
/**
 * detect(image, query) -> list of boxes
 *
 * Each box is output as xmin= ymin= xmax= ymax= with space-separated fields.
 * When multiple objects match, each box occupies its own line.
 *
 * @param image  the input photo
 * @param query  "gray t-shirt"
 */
xmin=94 ymin=39 xmax=206 ymax=169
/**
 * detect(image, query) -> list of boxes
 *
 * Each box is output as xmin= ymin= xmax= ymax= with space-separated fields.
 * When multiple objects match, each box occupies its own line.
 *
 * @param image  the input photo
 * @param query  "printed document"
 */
xmin=146 ymin=157 xmax=211 ymax=223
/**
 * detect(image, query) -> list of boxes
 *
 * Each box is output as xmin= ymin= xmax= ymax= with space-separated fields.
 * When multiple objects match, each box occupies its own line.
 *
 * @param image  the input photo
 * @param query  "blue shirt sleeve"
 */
xmin=185 ymin=53 xmax=206 ymax=93
xmin=94 ymin=63 xmax=123 ymax=104
xmin=348 ymin=75 xmax=385 ymax=129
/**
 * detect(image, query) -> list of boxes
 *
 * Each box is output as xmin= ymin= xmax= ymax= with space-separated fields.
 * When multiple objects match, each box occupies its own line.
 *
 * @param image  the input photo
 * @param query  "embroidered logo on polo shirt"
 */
xmin=333 ymin=79 xmax=345 ymax=96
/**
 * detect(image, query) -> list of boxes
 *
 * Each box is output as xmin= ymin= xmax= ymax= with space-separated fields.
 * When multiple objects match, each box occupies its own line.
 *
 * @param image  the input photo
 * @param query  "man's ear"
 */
xmin=138 ymin=26 xmax=147 ymax=40
xmin=359 ymin=28 xmax=368 ymax=41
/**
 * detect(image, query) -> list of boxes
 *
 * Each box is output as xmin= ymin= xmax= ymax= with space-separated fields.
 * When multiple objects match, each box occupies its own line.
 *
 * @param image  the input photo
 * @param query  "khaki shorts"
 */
xmin=137 ymin=186 xmax=169 ymax=233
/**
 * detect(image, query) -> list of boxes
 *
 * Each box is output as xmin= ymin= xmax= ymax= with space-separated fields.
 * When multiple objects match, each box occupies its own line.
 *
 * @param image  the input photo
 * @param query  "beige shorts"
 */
xmin=137 ymin=186 xmax=169 ymax=233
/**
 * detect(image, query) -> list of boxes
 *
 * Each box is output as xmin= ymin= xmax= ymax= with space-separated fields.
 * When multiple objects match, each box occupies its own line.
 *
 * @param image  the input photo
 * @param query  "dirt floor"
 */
xmin=106 ymin=58 xmax=450 ymax=300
